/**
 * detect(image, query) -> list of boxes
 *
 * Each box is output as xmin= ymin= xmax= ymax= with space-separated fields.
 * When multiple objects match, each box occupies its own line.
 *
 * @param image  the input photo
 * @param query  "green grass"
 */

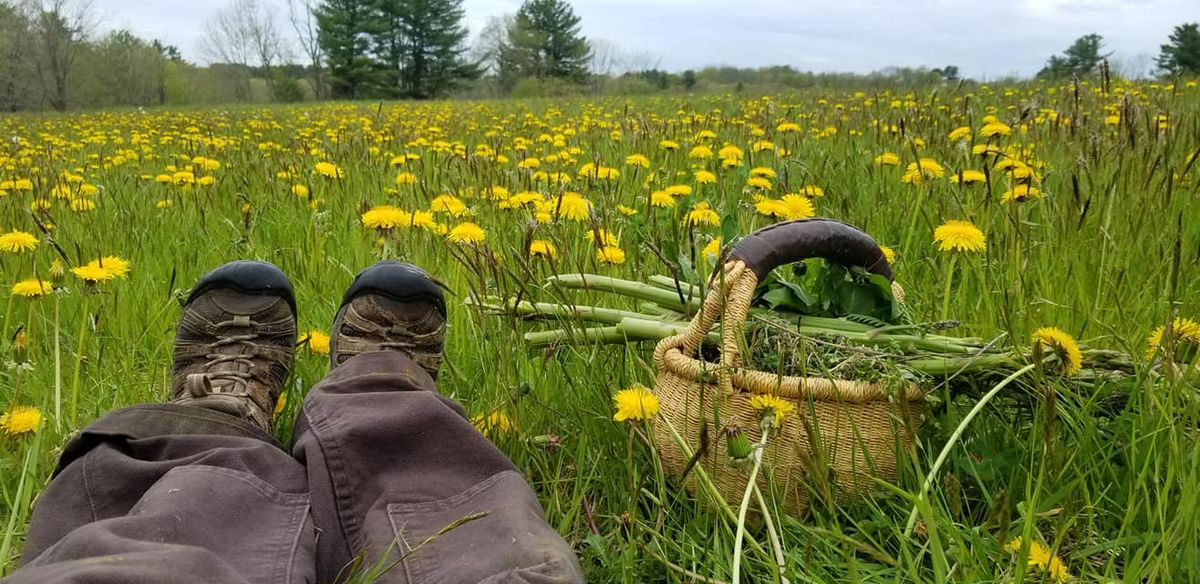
xmin=1 ymin=82 xmax=1199 ymax=582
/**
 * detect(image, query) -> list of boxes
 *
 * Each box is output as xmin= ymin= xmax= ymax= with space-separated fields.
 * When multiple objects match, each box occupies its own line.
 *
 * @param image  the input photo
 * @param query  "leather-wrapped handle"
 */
xmin=730 ymin=218 xmax=893 ymax=282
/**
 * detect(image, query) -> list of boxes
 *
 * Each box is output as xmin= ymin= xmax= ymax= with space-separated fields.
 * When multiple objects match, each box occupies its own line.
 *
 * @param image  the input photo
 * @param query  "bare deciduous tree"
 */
xmin=200 ymin=0 xmax=287 ymax=101
xmin=469 ymin=14 xmax=513 ymax=76
xmin=588 ymin=37 xmax=662 ymax=92
xmin=23 ymin=0 xmax=96 ymax=110
xmin=286 ymin=0 xmax=324 ymax=98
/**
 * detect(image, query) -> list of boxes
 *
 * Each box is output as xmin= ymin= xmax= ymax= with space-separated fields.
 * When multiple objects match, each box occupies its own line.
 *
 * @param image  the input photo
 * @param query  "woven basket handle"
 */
xmin=675 ymin=219 xmax=892 ymax=376
xmin=729 ymin=218 xmax=893 ymax=283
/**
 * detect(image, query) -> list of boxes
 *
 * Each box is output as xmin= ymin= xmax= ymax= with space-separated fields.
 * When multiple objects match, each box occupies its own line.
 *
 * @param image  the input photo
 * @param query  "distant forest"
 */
xmin=1 ymin=0 xmax=1197 ymax=111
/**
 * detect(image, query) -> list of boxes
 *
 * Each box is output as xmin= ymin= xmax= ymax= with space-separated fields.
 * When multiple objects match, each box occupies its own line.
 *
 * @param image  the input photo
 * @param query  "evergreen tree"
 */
xmin=371 ymin=0 xmax=479 ymax=98
xmin=315 ymin=0 xmax=375 ymax=98
xmin=1156 ymin=23 xmax=1200 ymax=76
xmin=1037 ymin=34 xmax=1109 ymax=79
xmin=498 ymin=0 xmax=589 ymax=88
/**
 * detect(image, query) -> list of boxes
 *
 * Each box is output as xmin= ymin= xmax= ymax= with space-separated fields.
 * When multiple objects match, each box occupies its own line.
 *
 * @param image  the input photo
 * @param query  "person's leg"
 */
xmin=7 ymin=261 xmax=315 ymax=584
xmin=292 ymin=261 xmax=583 ymax=583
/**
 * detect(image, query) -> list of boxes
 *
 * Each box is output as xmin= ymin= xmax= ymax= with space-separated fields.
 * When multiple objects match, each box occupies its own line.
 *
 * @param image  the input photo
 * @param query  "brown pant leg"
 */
xmin=291 ymin=350 xmax=583 ymax=584
xmin=6 ymin=404 xmax=316 ymax=584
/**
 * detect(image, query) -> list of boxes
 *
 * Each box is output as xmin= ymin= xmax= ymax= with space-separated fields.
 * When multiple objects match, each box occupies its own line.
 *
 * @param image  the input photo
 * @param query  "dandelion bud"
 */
xmin=726 ymin=426 xmax=752 ymax=467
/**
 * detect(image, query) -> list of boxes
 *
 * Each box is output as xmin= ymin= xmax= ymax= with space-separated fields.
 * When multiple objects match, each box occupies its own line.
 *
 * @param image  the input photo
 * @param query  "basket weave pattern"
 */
xmin=651 ymin=260 xmax=924 ymax=515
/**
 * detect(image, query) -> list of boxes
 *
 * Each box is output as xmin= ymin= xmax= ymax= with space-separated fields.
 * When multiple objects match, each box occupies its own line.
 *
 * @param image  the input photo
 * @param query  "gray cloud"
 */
xmin=90 ymin=0 xmax=1200 ymax=80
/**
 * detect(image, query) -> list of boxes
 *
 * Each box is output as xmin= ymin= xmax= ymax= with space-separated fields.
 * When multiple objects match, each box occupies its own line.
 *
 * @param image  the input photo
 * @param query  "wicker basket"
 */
xmin=650 ymin=219 xmax=925 ymax=516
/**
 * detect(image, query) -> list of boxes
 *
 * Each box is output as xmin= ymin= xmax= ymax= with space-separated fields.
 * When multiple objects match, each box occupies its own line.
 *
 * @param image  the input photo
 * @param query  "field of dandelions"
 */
xmin=1 ymin=81 xmax=1199 ymax=582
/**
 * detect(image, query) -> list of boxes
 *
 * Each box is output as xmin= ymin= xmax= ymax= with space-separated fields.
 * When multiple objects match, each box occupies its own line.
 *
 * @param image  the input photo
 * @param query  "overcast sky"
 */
xmin=92 ymin=0 xmax=1199 ymax=80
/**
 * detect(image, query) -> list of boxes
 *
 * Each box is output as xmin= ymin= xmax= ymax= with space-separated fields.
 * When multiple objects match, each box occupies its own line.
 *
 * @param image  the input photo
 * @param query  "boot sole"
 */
xmin=186 ymin=260 xmax=297 ymax=316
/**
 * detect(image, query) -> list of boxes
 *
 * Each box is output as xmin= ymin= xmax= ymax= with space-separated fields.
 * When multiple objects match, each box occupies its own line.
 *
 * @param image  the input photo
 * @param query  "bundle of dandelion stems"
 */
xmin=470 ymin=273 xmax=1137 ymax=388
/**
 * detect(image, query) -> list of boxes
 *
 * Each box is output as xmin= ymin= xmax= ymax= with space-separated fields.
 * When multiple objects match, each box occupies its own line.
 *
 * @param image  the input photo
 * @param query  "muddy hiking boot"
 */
xmin=171 ymin=261 xmax=297 ymax=431
xmin=331 ymin=261 xmax=446 ymax=377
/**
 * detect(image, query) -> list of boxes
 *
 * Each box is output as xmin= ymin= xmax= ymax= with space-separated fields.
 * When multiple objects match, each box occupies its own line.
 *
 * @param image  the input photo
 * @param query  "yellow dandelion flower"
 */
xmin=472 ymin=410 xmax=517 ymax=437
xmin=616 ymin=205 xmax=639 ymax=216
xmin=11 ymin=279 xmax=52 ymax=298
xmin=409 ymin=210 xmax=437 ymax=231
xmin=1146 ymin=317 xmax=1200 ymax=358
xmin=305 ymin=330 xmax=331 ymax=355
xmin=755 ymin=198 xmax=787 ymax=219
xmin=650 ymin=190 xmax=676 ymax=208
xmin=70 ymin=198 xmax=96 ymax=212
xmin=933 ymin=220 xmax=986 ymax=253
xmin=880 ymin=246 xmax=896 ymax=264
xmin=430 ymin=194 xmax=468 ymax=217
xmin=313 ymin=161 xmax=343 ymax=179
xmin=749 ymin=166 xmax=777 ymax=179
xmin=0 ymin=405 xmax=42 ymax=436
xmin=1032 ymin=327 xmax=1083 ymax=376
xmin=70 ymin=256 xmax=131 ymax=283
xmin=702 ymin=237 xmax=722 ymax=260
xmin=361 ymin=206 xmax=412 ymax=230
xmin=1005 ymin=537 xmax=1071 ymax=584
xmin=292 ymin=184 xmax=310 ymax=197
xmin=779 ymin=194 xmax=815 ymax=220
xmin=0 ymin=230 xmax=38 ymax=253
xmin=746 ymin=176 xmax=772 ymax=190
xmin=448 ymin=222 xmax=486 ymax=244
xmin=874 ymin=152 xmax=901 ymax=166
xmin=529 ymin=239 xmax=557 ymax=258
xmin=694 ymin=170 xmax=717 ymax=184
xmin=950 ymin=170 xmax=987 ymax=184
xmin=625 ymin=154 xmax=650 ymax=168
xmin=752 ymin=139 xmax=775 ymax=152
xmin=156 ymin=199 xmax=173 ymax=209
xmin=1001 ymin=185 xmax=1044 ymax=203
xmin=688 ymin=145 xmax=713 ymax=159
xmin=612 ymin=386 xmax=659 ymax=422
xmin=664 ymin=184 xmax=692 ymax=197
xmin=947 ymin=126 xmax=972 ymax=141
xmin=979 ymin=122 xmax=1013 ymax=138
xmin=596 ymin=245 xmax=626 ymax=265
xmin=273 ymin=393 xmax=288 ymax=420
xmin=718 ymin=144 xmax=744 ymax=161
xmin=748 ymin=394 xmax=794 ymax=427
xmin=798 ymin=185 xmax=824 ymax=197
xmin=395 ymin=172 xmax=417 ymax=185
xmin=659 ymin=139 xmax=680 ymax=151
xmin=585 ymin=229 xmax=619 ymax=247
xmin=684 ymin=202 xmax=720 ymax=227
xmin=902 ymin=158 xmax=946 ymax=184
xmin=973 ymin=144 xmax=1004 ymax=157
xmin=552 ymin=193 xmax=591 ymax=222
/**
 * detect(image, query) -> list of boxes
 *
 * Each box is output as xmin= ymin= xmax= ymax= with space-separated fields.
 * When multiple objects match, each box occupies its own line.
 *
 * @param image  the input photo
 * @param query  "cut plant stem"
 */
xmin=548 ymin=274 xmax=701 ymax=313
xmin=476 ymin=297 xmax=667 ymax=326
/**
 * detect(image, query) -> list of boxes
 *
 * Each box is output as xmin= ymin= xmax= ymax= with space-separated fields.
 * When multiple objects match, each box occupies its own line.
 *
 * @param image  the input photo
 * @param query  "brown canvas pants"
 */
xmin=6 ymin=351 xmax=584 ymax=584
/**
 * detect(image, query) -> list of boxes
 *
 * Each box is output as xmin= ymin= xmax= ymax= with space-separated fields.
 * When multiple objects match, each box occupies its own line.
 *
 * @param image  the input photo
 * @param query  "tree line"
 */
xmin=1 ymin=0 xmax=1198 ymax=112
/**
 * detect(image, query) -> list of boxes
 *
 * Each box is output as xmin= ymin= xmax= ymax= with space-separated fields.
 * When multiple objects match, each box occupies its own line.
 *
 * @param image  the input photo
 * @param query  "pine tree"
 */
xmin=315 ymin=0 xmax=376 ymax=98
xmin=498 ymin=0 xmax=589 ymax=88
xmin=1156 ymin=23 xmax=1200 ymax=76
xmin=1037 ymin=34 xmax=1109 ymax=79
xmin=371 ymin=0 xmax=479 ymax=98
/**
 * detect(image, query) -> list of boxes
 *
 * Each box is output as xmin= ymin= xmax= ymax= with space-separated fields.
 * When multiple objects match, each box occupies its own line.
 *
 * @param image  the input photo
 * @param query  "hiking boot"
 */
xmin=330 ymin=261 xmax=446 ymax=377
xmin=170 ymin=261 xmax=297 ymax=431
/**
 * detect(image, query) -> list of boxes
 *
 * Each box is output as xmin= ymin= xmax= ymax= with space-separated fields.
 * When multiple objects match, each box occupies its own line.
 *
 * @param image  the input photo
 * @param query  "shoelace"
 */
xmin=184 ymin=316 xmax=261 ymax=398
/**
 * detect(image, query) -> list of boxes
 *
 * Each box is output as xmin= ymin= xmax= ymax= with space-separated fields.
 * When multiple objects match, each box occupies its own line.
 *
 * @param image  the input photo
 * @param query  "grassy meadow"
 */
xmin=1 ymin=80 xmax=1199 ymax=582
